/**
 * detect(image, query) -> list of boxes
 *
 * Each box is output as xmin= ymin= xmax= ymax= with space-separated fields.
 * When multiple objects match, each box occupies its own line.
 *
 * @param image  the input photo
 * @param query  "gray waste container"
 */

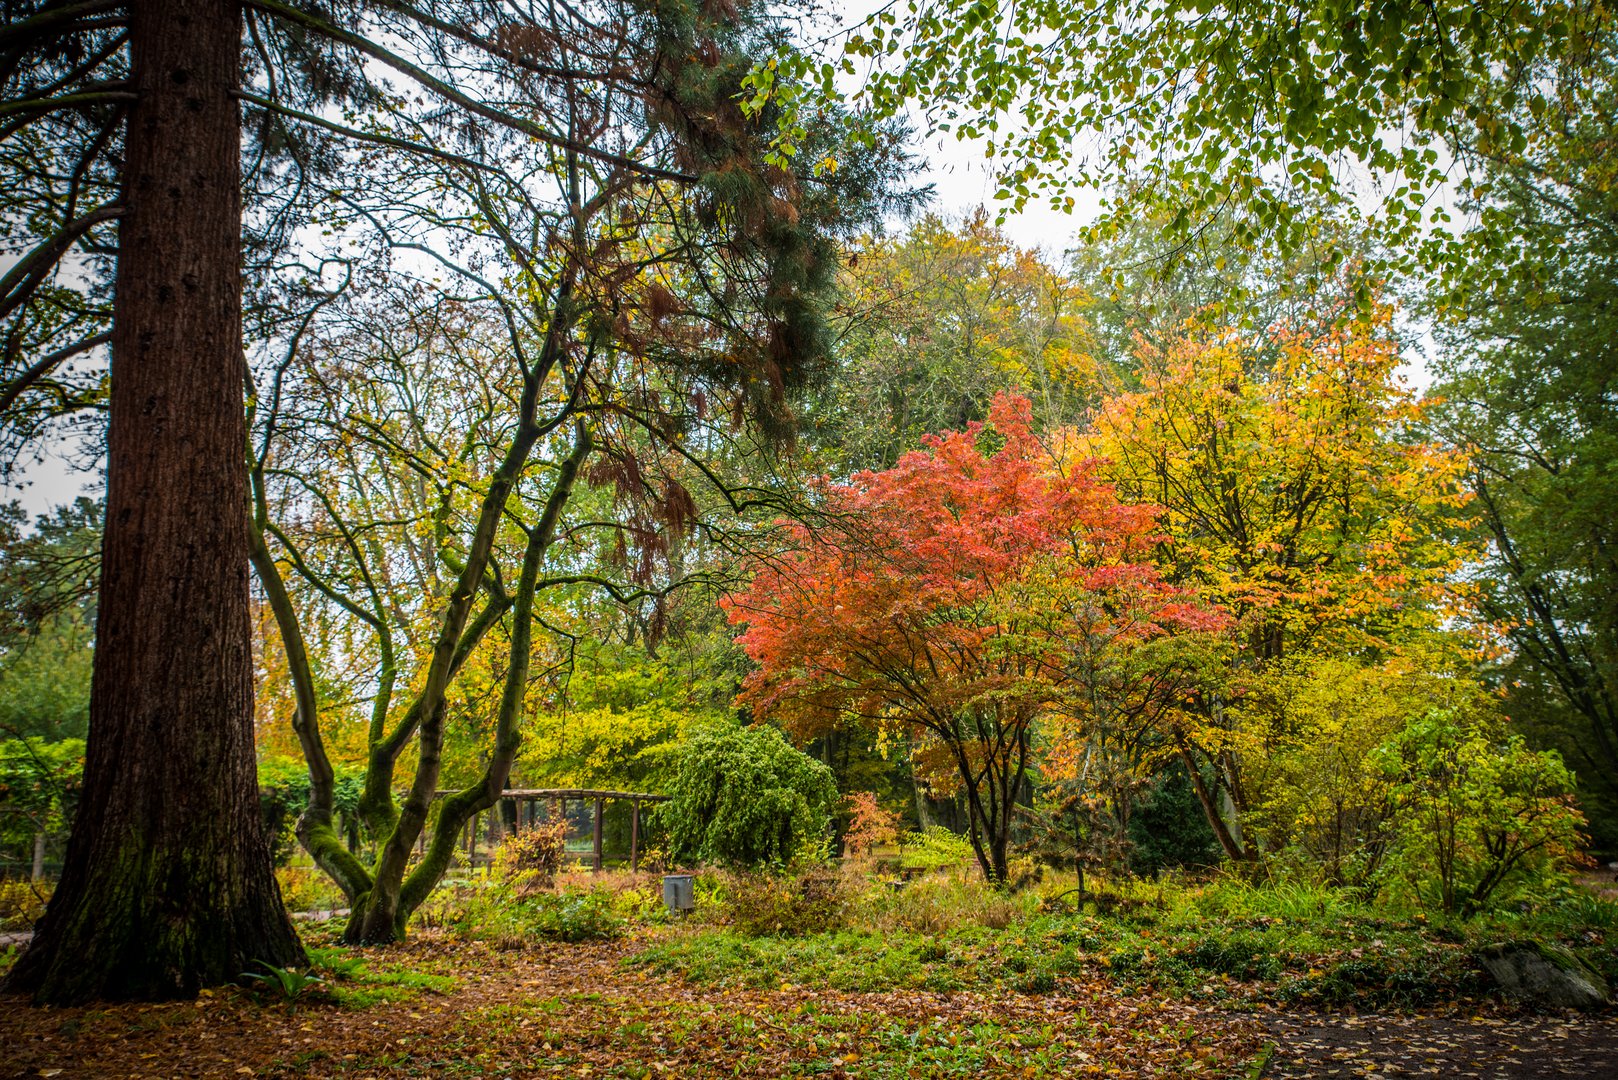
xmin=662 ymin=873 xmax=695 ymax=915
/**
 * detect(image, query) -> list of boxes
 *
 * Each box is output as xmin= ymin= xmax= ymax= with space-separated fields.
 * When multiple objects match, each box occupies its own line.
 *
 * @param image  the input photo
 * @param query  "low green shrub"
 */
xmin=1182 ymin=932 xmax=1283 ymax=980
xmin=623 ymin=866 xmax=1616 ymax=1009
xmin=900 ymin=826 xmax=975 ymax=872
xmin=852 ymin=874 xmax=1039 ymax=936
xmin=1014 ymin=969 xmax=1057 ymax=994
xmin=630 ymin=929 xmax=966 ymax=992
xmin=419 ymin=876 xmax=637 ymax=944
xmin=1374 ymin=710 xmax=1586 ymax=918
xmin=275 ymin=864 xmax=347 ymax=914
xmin=1189 ymin=876 xmax=1365 ymax=924
xmin=0 ymin=878 xmax=49 ymax=930
xmin=524 ymin=887 xmax=625 ymax=942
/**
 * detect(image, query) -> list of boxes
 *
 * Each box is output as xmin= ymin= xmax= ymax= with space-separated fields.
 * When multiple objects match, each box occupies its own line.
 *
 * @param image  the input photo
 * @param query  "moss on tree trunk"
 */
xmin=4 ymin=0 xmax=302 ymax=1003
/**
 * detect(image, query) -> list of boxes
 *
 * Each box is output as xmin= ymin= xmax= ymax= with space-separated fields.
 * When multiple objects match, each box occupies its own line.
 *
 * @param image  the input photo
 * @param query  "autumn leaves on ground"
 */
xmin=1 ymin=935 xmax=1262 ymax=1079
xmin=4 ymin=866 xmax=1618 ymax=1079
xmin=6 ymin=0 xmax=1618 ymax=1074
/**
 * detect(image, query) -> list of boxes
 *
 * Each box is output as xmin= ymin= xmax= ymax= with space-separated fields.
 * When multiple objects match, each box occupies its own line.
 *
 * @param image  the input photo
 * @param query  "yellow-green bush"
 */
xmin=723 ymin=868 xmax=849 ymax=936
xmin=0 ymin=878 xmax=50 ymax=930
xmin=275 ymin=864 xmax=347 ymax=913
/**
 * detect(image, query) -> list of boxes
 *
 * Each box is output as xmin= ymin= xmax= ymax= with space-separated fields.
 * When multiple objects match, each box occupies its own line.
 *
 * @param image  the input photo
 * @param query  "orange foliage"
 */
xmin=841 ymin=792 xmax=900 ymax=857
xmin=725 ymin=394 xmax=1223 ymax=878
xmin=1074 ymin=313 xmax=1479 ymax=860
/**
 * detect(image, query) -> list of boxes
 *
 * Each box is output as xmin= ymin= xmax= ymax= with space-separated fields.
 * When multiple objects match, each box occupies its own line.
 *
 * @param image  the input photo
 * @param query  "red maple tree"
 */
xmin=726 ymin=395 xmax=1222 ymax=881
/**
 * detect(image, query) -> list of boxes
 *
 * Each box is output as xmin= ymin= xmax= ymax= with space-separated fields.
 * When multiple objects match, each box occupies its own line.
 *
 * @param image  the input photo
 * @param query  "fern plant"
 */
xmin=242 ymin=960 xmax=325 ymax=1002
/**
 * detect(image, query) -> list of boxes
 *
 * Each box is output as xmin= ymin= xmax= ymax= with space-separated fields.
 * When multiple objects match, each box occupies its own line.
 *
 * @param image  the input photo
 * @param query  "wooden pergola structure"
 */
xmin=432 ymin=788 xmax=669 ymax=872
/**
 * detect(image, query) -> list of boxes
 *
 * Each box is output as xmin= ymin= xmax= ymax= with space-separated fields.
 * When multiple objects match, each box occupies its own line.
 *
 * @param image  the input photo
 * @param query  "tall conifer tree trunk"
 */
xmin=5 ymin=0 xmax=302 ymax=1003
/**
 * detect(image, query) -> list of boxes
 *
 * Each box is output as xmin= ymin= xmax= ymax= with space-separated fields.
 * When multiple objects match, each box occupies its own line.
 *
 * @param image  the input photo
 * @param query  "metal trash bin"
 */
xmin=662 ymin=873 xmax=695 ymax=916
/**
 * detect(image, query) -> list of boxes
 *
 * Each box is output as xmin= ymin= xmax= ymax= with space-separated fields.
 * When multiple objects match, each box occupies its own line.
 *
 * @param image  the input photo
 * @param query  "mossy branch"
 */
xmin=355 ymin=587 xmax=512 ymax=838
xmin=248 ymin=495 xmax=375 ymax=902
xmin=363 ymin=265 xmax=581 ymax=917
xmin=399 ymin=421 xmax=593 ymax=918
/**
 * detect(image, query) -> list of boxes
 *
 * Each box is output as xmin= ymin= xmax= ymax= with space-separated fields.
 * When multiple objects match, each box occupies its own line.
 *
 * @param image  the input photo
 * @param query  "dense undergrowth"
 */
xmin=14 ymin=854 xmax=1609 ymax=1017
xmin=411 ymin=862 xmax=1618 ymax=1013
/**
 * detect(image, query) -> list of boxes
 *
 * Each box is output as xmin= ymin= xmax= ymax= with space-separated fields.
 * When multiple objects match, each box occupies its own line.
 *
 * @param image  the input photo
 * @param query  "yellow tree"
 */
xmin=818 ymin=210 xmax=1102 ymax=473
xmin=1232 ymin=645 xmax=1485 ymax=885
xmin=1081 ymin=311 xmax=1476 ymax=861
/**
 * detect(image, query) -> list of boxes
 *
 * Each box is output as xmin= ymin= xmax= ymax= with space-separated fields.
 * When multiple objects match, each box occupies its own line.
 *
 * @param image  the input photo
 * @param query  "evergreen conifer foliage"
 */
xmin=2 ymin=0 xmax=914 ymax=995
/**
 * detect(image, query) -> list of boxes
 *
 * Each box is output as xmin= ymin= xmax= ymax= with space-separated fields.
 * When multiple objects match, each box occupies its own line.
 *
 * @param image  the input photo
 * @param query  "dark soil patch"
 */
xmin=1261 ymin=1007 xmax=1618 ymax=1078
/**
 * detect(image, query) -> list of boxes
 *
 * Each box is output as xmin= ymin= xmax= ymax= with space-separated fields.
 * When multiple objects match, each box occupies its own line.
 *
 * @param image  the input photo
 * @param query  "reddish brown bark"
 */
xmin=6 ymin=0 xmax=302 ymax=1003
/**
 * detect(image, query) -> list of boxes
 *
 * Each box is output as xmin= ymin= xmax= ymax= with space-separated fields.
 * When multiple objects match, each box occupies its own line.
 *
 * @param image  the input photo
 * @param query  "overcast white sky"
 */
xmin=904 ymin=130 xmax=1099 ymax=254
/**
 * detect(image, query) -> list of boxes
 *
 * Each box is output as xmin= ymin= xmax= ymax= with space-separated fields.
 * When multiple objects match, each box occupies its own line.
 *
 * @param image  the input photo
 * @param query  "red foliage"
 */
xmin=723 ymin=394 xmax=1225 ymax=880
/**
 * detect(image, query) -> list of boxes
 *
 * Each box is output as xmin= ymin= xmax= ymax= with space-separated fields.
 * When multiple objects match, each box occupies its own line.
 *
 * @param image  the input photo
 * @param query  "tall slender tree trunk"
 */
xmin=5 ymin=0 xmax=302 ymax=1003
xmin=1177 ymin=743 xmax=1249 ymax=864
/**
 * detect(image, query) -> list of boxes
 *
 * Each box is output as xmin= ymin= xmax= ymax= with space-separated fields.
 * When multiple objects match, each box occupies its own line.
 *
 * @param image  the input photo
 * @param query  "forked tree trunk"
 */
xmin=5 ymin=0 xmax=303 ymax=1003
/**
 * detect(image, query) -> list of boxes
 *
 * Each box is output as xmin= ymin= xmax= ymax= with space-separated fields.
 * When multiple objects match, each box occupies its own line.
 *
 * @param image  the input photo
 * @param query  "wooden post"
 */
xmin=593 ymin=796 xmax=604 ymax=871
xmin=630 ymin=799 xmax=640 ymax=873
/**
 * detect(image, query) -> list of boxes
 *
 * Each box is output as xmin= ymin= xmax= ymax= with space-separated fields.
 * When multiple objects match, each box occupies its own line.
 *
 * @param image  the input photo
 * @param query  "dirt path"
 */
xmin=1261 ymin=1008 xmax=1618 ymax=1078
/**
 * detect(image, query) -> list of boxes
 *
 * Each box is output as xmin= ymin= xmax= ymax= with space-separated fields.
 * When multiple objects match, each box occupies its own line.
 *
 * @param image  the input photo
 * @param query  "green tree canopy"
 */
xmin=750 ymin=0 xmax=1601 ymax=285
xmin=811 ymin=210 xmax=1097 ymax=473
xmin=0 ymin=499 xmax=99 ymax=743
xmin=1426 ymin=37 xmax=1618 ymax=845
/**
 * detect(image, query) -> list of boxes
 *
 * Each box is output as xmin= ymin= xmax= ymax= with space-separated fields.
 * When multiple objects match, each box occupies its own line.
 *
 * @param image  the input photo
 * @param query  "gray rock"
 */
xmin=1478 ymin=940 xmax=1611 ymax=1010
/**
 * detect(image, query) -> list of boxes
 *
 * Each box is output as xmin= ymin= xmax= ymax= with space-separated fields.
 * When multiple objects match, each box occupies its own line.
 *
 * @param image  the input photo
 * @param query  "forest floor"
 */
xmin=2 ymin=932 xmax=1615 ymax=1080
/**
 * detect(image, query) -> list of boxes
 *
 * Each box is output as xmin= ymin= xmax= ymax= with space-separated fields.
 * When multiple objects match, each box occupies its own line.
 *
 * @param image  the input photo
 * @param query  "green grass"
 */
xmin=623 ymin=870 xmax=1618 ymax=1010
xmin=305 ymin=944 xmax=459 ymax=1008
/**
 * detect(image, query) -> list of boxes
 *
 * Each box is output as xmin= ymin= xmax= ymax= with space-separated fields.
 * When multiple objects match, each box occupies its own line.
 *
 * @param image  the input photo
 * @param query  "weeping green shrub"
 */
xmin=659 ymin=725 xmax=836 ymax=869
